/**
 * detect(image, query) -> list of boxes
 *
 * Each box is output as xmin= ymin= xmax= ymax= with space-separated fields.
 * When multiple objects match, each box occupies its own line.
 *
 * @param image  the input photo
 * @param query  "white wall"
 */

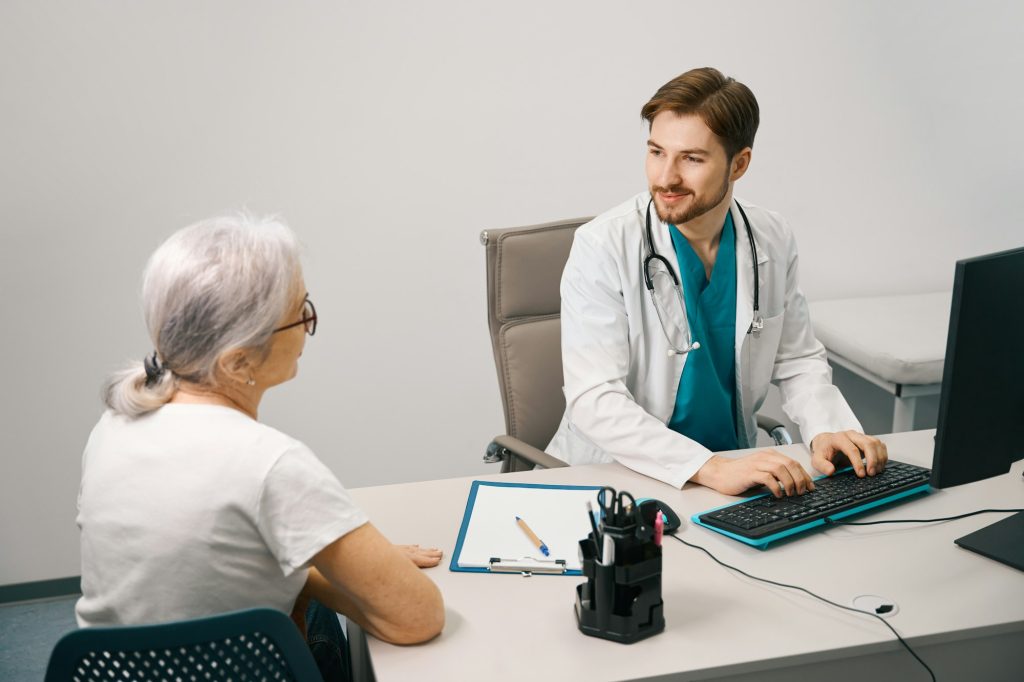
xmin=2 ymin=0 xmax=1022 ymax=586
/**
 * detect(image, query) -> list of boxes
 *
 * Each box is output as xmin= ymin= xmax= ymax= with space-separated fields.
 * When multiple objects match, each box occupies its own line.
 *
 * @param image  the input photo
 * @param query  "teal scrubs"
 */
xmin=667 ymin=213 xmax=739 ymax=451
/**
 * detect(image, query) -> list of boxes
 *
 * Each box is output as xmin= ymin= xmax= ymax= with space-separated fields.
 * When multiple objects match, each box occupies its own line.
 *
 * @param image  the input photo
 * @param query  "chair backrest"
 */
xmin=45 ymin=608 xmax=323 ymax=682
xmin=482 ymin=217 xmax=591 ymax=452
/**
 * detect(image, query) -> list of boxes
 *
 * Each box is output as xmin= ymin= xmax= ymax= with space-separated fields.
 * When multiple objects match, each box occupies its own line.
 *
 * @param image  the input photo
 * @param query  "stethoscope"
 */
xmin=642 ymin=197 xmax=764 ymax=356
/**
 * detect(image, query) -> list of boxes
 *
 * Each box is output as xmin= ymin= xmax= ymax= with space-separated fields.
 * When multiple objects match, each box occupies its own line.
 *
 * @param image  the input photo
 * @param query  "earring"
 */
xmin=246 ymin=375 xmax=256 ymax=387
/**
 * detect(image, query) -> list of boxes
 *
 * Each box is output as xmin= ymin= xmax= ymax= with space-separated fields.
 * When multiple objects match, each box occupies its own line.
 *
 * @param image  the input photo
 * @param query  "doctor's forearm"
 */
xmin=690 ymin=456 xmax=725 ymax=489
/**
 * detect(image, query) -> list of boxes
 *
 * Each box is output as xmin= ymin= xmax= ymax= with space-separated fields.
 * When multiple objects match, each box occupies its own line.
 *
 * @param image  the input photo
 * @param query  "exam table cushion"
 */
xmin=809 ymin=292 xmax=949 ymax=386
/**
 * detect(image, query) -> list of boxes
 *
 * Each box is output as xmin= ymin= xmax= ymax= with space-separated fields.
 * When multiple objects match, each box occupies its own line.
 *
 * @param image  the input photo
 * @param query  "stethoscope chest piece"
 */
xmin=750 ymin=314 xmax=764 ymax=337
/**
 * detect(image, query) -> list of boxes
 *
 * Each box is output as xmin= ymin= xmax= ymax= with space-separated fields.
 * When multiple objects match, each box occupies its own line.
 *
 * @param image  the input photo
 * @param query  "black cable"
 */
xmin=824 ymin=508 xmax=1023 ymax=526
xmin=670 ymin=534 xmax=936 ymax=682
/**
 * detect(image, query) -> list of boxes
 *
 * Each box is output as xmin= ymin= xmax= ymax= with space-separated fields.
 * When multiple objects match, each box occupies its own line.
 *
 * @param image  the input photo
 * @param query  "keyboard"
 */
xmin=693 ymin=460 xmax=932 ymax=549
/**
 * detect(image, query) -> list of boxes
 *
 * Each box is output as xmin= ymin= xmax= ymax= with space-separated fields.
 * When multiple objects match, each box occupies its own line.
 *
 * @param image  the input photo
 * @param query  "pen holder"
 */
xmin=574 ymin=504 xmax=665 ymax=643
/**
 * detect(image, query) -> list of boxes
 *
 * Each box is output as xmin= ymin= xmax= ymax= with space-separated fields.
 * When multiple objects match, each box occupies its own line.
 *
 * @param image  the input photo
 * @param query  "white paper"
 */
xmin=456 ymin=483 xmax=601 ymax=572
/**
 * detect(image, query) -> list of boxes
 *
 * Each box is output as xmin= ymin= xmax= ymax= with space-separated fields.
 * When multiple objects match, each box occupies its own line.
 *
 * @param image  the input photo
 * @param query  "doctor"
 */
xmin=547 ymin=67 xmax=888 ymax=497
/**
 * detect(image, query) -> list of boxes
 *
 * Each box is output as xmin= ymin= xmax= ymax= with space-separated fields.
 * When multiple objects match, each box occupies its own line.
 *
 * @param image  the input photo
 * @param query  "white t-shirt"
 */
xmin=75 ymin=404 xmax=368 ymax=627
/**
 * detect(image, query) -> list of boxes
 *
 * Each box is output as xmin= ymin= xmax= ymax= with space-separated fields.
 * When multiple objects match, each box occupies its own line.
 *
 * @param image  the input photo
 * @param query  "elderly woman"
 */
xmin=75 ymin=214 xmax=444 ymax=679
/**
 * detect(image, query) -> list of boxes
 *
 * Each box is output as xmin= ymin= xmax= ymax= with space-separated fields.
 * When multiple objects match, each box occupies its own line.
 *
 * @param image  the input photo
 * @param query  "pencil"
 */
xmin=515 ymin=515 xmax=550 ymax=556
xmin=586 ymin=501 xmax=601 ymax=551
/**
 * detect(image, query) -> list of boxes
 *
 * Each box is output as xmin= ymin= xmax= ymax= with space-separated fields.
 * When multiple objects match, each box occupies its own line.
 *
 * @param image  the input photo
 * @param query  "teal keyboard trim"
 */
xmin=691 ymin=470 xmax=933 ymax=550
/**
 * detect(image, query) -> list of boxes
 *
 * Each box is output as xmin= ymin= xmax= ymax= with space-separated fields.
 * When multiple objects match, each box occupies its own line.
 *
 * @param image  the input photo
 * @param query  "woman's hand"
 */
xmin=396 ymin=544 xmax=443 ymax=568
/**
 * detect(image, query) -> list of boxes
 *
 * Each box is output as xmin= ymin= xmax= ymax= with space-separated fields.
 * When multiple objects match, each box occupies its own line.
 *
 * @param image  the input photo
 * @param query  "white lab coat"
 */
xmin=546 ymin=192 xmax=861 ymax=488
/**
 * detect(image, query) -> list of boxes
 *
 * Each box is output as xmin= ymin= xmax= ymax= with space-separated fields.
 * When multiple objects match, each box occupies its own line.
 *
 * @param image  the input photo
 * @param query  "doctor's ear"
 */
xmin=730 ymin=148 xmax=752 ymax=182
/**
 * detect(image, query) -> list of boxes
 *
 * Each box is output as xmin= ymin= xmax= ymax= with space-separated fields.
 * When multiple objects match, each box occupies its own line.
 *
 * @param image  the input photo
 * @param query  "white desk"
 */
xmin=350 ymin=431 xmax=1024 ymax=681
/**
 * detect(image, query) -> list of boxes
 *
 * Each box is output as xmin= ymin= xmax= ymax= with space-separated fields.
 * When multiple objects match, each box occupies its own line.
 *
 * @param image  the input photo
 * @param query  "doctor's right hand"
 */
xmin=691 ymin=451 xmax=816 ymax=498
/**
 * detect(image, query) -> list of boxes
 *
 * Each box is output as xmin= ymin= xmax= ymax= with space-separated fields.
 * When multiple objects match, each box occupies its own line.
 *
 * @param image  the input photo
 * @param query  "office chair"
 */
xmin=481 ymin=218 xmax=792 ymax=473
xmin=43 ymin=607 xmax=358 ymax=682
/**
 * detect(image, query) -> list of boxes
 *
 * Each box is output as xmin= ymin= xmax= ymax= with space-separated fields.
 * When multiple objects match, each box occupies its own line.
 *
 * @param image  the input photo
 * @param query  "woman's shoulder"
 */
xmin=174 ymin=404 xmax=311 ymax=454
xmin=93 ymin=403 xmax=313 ymax=469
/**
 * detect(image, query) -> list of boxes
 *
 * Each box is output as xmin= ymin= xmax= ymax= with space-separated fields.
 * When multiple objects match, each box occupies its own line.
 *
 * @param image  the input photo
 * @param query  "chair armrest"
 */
xmin=755 ymin=415 xmax=793 ymax=446
xmin=485 ymin=435 xmax=568 ymax=472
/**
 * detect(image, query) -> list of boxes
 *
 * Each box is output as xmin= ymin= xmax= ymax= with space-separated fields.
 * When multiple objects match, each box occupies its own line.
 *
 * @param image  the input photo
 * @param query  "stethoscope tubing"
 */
xmin=642 ymin=197 xmax=763 ymax=348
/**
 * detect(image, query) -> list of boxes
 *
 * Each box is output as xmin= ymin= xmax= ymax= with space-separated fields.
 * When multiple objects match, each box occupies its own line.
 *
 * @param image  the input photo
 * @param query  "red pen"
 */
xmin=654 ymin=510 xmax=665 ymax=547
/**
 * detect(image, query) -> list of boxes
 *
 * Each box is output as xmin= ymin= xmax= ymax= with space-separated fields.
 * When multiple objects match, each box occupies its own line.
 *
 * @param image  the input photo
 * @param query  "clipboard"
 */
xmin=450 ymin=481 xmax=603 ymax=576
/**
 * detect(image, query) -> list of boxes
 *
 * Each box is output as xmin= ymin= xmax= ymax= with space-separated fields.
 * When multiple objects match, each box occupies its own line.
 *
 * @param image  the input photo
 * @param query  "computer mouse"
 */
xmin=637 ymin=498 xmax=683 ymax=534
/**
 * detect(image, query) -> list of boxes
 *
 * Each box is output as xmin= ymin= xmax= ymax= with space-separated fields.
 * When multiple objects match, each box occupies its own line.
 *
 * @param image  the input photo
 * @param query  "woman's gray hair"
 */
xmin=103 ymin=213 xmax=302 ymax=417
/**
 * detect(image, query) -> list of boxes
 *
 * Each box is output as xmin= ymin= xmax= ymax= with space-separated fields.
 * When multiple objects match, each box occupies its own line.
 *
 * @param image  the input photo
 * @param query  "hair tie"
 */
xmin=143 ymin=351 xmax=166 ymax=387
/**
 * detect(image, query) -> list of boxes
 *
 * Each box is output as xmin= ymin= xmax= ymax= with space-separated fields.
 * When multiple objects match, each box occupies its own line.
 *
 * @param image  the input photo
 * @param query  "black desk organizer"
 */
xmin=574 ymin=496 xmax=665 ymax=643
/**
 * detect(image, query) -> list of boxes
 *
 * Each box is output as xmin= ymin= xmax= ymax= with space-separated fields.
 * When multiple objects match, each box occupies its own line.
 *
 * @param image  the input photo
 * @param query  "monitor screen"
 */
xmin=931 ymin=245 xmax=1024 ymax=488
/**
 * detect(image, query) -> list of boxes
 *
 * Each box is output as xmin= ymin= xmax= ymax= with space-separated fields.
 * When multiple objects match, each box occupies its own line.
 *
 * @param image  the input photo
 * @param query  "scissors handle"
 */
xmin=596 ymin=487 xmax=618 ymax=521
xmin=595 ymin=487 xmax=642 ymax=529
xmin=619 ymin=492 xmax=641 ymax=529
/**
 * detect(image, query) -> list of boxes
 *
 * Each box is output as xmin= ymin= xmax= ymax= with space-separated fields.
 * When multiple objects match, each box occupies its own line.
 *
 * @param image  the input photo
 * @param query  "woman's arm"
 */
xmin=305 ymin=522 xmax=445 ymax=645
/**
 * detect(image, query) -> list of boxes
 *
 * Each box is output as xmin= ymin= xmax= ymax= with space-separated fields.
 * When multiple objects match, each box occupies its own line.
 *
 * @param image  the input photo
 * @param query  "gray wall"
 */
xmin=2 ymin=1 xmax=1022 ymax=587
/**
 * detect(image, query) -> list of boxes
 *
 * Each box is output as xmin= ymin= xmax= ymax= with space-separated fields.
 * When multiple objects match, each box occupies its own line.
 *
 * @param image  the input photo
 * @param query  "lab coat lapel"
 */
xmin=733 ymin=200 xmax=770 ymax=445
xmin=734 ymin=202 xmax=756 ymax=350
xmin=649 ymin=209 xmax=691 ymax=351
xmin=733 ymin=200 xmax=770 ymax=348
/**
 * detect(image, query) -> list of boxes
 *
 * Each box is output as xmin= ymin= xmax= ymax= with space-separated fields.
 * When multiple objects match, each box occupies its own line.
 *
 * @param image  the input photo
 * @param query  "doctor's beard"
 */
xmin=651 ymin=167 xmax=731 ymax=226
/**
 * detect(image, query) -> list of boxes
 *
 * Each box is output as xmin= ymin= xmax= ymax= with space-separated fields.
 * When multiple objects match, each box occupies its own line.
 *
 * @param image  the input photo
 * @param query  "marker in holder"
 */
xmin=574 ymin=489 xmax=665 ymax=643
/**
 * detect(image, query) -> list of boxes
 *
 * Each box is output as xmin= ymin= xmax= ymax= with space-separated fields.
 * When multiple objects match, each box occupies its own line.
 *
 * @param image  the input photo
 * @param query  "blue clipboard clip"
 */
xmin=487 ymin=557 xmax=568 ymax=576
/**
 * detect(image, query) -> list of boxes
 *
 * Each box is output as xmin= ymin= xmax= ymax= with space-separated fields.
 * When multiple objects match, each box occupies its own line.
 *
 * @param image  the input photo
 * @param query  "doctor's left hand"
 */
xmin=811 ymin=431 xmax=888 ymax=478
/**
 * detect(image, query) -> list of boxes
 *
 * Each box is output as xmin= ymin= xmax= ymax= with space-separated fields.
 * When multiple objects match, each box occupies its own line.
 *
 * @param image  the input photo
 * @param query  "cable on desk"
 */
xmin=823 ymin=508 xmax=1023 ymax=526
xmin=670 ymin=534 xmax=936 ymax=682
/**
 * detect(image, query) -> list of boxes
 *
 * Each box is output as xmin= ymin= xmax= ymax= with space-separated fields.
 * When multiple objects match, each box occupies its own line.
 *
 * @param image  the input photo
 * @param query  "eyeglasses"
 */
xmin=273 ymin=296 xmax=317 ymax=336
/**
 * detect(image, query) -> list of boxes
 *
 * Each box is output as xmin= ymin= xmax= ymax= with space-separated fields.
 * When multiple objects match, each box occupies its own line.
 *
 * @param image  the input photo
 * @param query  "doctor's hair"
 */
xmin=102 ymin=212 xmax=302 ymax=418
xmin=641 ymin=67 xmax=759 ymax=160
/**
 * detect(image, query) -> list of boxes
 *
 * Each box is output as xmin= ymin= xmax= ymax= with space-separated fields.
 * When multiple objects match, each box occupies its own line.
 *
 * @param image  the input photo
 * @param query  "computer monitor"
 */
xmin=930 ymin=245 xmax=1024 ymax=488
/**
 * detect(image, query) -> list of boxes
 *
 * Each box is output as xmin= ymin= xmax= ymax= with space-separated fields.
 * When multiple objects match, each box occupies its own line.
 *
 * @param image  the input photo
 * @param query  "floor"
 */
xmin=0 ymin=595 xmax=78 ymax=681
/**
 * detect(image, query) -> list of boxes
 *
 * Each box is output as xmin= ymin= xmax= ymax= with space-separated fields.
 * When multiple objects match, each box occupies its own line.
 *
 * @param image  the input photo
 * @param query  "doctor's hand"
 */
xmin=811 ymin=431 xmax=888 ymax=477
xmin=692 ymin=451 xmax=816 ymax=498
xmin=396 ymin=544 xmax=444 ymax=568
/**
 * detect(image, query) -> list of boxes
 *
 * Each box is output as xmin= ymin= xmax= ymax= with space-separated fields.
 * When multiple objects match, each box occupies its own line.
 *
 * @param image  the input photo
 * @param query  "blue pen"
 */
xmin=515 ymin=516 xmax=550 ymax=556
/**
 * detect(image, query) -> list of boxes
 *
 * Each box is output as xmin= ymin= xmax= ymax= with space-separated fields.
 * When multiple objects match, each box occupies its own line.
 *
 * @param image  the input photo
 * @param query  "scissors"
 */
xmin=596 ymin=487 xmax=637 ymax=527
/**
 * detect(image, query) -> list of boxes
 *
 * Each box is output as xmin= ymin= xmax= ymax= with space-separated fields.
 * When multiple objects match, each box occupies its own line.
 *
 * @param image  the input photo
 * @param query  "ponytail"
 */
xmin=101 ymin=360 xmax=176 ymax=418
